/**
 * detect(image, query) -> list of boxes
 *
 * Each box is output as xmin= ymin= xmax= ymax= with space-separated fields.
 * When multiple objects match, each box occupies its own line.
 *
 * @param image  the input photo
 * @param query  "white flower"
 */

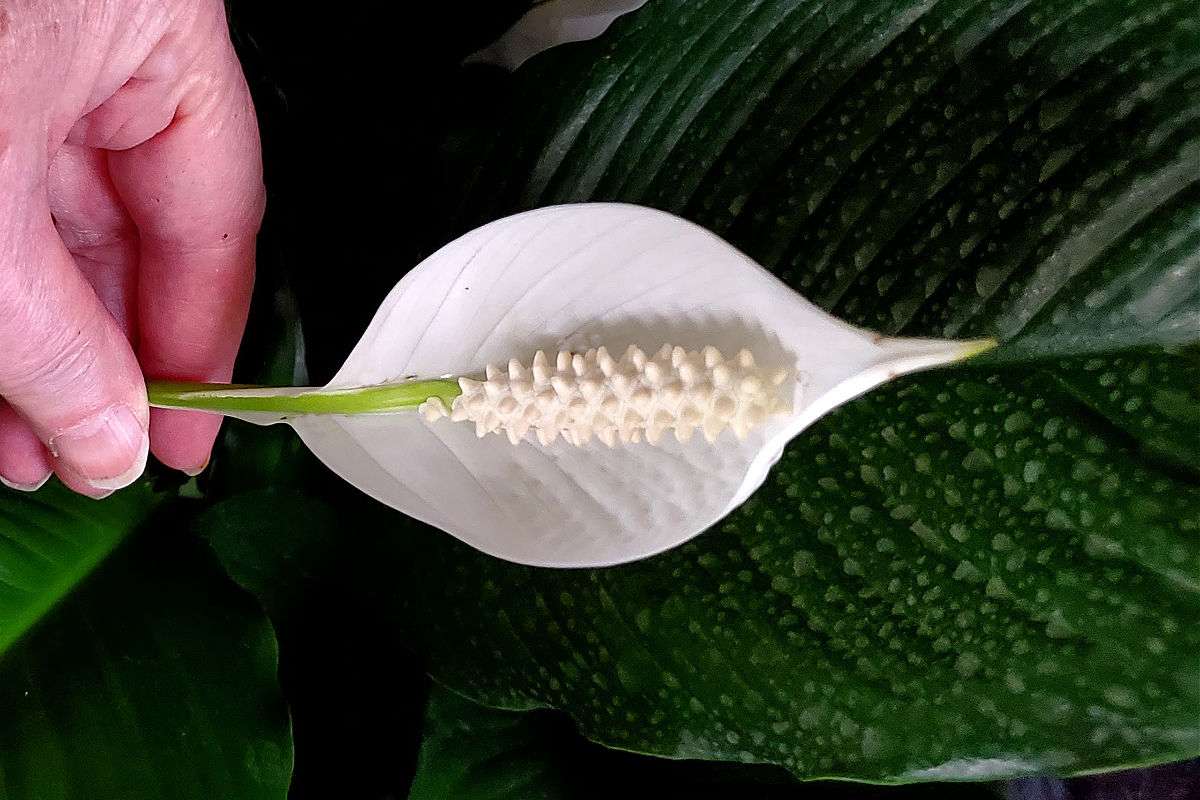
xmin=152 ymin=204 xmax=991 ymax=567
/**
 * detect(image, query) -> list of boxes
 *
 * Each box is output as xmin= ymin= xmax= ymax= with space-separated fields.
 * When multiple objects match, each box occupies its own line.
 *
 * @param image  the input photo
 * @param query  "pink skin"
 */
xmin=0 ymin=0 xmax=263 ymax=496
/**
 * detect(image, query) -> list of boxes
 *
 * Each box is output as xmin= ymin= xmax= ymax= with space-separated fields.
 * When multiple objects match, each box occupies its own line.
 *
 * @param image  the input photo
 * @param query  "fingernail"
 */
xmin=48 ymin=404 xmax=149 ymax=491
xmin=183 ymin=458 xmax=210 ymax=477
xmin=0 ymin=472 xmax=51 ymax=492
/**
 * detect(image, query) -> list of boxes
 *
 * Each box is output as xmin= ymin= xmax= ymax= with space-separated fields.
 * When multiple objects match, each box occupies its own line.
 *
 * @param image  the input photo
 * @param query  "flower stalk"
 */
xmin=147 ymin=379 xmax=461 ymax=417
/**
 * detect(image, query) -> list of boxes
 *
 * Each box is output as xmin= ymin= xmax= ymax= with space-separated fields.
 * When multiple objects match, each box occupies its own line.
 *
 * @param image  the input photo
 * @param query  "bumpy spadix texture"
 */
xmin=261 ymin=204 xmax=989 ymax=567
xmin=419 ymin=345 xmax=791 ymax=446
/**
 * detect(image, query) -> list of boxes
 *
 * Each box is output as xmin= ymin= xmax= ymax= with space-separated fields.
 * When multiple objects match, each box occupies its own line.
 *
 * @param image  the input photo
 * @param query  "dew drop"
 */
xmin=1045 ymin=508 xmax=1072 ymax=530
xmin=861 ymin=727 xmax=884 ymax=759
xmin=985 ymin=576 xmax=1012 ymax=598
xmin=955 ymin=652 xmax=982 ymax=678
xmin=954 ymin=560 xmax=985 ymax=583
xmin=1004 ymin=411 xmax=1032 ymax=433
xmin=793 ymin=550 xmax=817 ymax=576
xmin=1084 ymin=534 xmax=1125 ymax=559
xmin=962 ymin=449 xmax=991 ymax=471
xmin=1044 ymin=610 xmax=1076 ymax=639
xmin=1040 ymin=148 xmax=1073 ymax=182
xmin=1103 ymin=686 xmax=1137 ymax=709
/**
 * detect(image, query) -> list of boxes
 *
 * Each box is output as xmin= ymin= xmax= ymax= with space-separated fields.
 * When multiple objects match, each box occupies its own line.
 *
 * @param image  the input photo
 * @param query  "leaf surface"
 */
xmin=0 ymin=480 xmax=159 ymax=656
xmin=409 ymin=685 xmax=1005 ymax=799
xmin=216 ymin=0 xmax=1199 ymax=783
xmin=402 ymin=0 xmax=1200 ymax=780
xmin=0 ymin=526 xmax=291 ymax=799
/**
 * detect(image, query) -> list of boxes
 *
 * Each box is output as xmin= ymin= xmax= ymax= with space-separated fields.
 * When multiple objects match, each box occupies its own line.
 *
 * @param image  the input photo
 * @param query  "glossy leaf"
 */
xmin=204 ymin=488 xmax=1012 ymax=795
xmin=409 ymin=685 xmax=1006 ymax=799
xmin=392 ymin=358 xmax=1200 ymax=780
xmin=392 ymin=0 xmax=1200 ymax=781
xmin=0 ymin=527 xmax=291 ymax=799
xmin=446 ymin=0 xmax=1198 ymax=358
xmin=208 ymin=0 xmax=1199 ymax=785
xmin=0 ymin=479 xmax=160 ymax=656
xmin=204 ymin=405 xmax=1200 ymax=784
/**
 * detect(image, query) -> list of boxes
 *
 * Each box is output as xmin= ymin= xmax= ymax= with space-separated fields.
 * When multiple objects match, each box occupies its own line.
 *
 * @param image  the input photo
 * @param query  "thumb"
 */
xmin=0 ymin=201 xmax=149 ymax=497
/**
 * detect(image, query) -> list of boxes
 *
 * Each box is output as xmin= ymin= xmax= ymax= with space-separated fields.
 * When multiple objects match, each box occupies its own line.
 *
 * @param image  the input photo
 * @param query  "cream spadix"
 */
xmin=420 ymin=344 xmax=793 ymax=446
xmin=149 ymin=204 xmax=994 ymax=567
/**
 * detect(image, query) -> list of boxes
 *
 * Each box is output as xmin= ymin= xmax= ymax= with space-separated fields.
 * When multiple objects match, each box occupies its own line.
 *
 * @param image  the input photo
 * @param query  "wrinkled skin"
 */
xmin=0 ymin=0 xmax=262 ymax=496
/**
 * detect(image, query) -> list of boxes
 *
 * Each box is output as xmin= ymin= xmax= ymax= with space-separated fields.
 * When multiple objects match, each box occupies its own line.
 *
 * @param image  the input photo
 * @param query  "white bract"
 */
xmin=465 ymin=0 xmax=649 ymax=70
xmin=154 ymin=204 xmax=991 ymax=567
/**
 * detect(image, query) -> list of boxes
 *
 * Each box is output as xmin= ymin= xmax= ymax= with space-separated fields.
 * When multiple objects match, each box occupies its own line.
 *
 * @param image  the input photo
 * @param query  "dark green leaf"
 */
xmin=0 ymin=480 xmax=160 ymax=656
xmin=409 ymin=0 xmax=1200 ymax=781
xmin=202 ymin=486 xmax=1004 ymax=797
xmin=448 ymin=0 xmax=1198 ymax=357
xmin=214 ymin=0 xmax=1200 ymax=785
xmin=409 ymin=687 xmax=574 ymax=800
xmin=198 ymin=489 xmax=428 ymax=798
xmin=410 ymin=685 xmax=1007 ymax=799
xmin=0 ymin=523 xmax=291 ymax=799
xmin=206 ymin=438 xmax=1199 ymax=784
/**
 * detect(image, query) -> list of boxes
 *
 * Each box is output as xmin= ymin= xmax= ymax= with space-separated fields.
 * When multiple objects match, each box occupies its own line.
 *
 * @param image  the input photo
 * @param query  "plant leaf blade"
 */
xmin=337 ymin=0 xmax=1200 ymax=780
xmin=0 ymin=525 xmax=291 ymax=799
xmin=0 ymin=480 xmax=160 ymax=657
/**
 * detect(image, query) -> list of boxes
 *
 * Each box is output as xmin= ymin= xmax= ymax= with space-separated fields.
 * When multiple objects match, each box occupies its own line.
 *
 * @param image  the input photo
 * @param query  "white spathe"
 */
xmin=465 ymin=0 xmax=650 ymax=70
xmin=268 ymin=204 xmax=986 ymax=567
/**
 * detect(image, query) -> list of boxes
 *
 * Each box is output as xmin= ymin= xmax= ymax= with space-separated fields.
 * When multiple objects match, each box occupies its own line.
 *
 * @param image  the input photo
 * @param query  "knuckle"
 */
xmin=0 ymin=296 xmax=103 ymax=395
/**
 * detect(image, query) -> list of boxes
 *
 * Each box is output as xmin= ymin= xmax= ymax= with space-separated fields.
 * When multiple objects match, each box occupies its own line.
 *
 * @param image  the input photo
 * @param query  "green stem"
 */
xmin=147 ymin=379 xmax=462 ymax=416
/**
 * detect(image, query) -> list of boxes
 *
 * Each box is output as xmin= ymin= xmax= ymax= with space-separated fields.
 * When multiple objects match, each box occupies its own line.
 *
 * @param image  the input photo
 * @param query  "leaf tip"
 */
xmin=959 ymin=337 xmax=1000 ymax=361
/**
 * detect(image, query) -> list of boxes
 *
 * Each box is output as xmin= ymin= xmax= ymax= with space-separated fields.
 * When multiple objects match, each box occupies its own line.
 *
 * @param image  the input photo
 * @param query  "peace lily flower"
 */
xmin=467 ymin=0 xmax=651 ymax=70
xmin=150 ymin=204 xmax=993 ymax=567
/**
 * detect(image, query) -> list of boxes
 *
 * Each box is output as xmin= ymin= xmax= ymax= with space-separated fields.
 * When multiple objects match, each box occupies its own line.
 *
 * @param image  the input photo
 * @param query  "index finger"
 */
xmin=108 ymin=9 xmax=264 ymax=474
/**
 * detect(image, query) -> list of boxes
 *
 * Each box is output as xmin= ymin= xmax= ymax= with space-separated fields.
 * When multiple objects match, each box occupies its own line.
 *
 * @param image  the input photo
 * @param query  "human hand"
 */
xmin=0 ymin=0 xmax=263 ymax=496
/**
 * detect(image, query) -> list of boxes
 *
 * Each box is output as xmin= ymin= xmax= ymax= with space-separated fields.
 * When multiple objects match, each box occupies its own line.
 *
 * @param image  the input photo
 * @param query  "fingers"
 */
xmin=0 ymin=184 xmax=149 ymax=497
xmin=0 ymin=143 xmax=143 ymax=496
xmin=0 ymin=0 xmax=262 ymax=489
xmin=0 ymin=404 xmax=53 ymax=492
xmin=107 ymin=6 xmax=264 ymax=474
xmin=48 ymin=143 xmax=140 ymax=338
